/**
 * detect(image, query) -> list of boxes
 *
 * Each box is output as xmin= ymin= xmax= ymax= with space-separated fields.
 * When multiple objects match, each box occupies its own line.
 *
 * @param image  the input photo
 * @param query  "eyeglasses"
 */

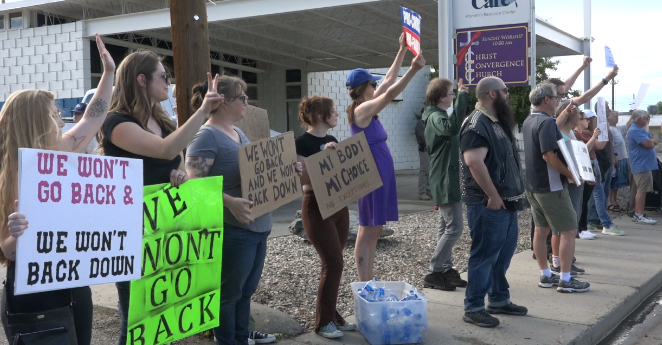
xmin=156 ymin=72 xmax=170 ymax=84
xmin=446 ymin=92 xmax=456 ymax=96
xmin=369 ymin=81 xmax=378 ymax=88
xmin=232 ymin=94 xmax=249 ymax=104
xmin=580 ymin=117 xmax=588 ymax=121
xmin=485 ymin=87 xmax=508 ymax=95
xmin=558 ymin=92 xmax=568 ymax=98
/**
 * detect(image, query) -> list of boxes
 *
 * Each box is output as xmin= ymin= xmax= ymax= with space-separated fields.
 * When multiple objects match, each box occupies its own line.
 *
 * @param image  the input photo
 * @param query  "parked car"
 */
xmin=79 ymin=85 xmax=178 ymax=124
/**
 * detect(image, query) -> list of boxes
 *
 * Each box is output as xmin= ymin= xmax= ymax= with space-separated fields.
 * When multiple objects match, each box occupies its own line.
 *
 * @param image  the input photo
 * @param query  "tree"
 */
xmin=657 ymin=101 xmax=662 ymax=114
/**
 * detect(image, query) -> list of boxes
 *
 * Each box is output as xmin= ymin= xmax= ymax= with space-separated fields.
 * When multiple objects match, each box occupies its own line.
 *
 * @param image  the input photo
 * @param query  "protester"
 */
xmin=587 ymin=101 xmax=624 ymax=236
xmin=345 ymin=33 xmax=425 ymax=281
xmin=626 ymin=110 xmax=659 ymax=224
xmin=459 ymin=76 xmax=527 ymax=327
xmin=608 ymin=110 xmax=630 ymax=211
xmin=554 ymin=101 xmax=597 ymax=242
xmin=294 ymin=96 xmax=357 ymax=339
xmin=415 ymin=107 xmax=432 ymax=201
xmin=573 ymin=111 xmax=604 ymax=240
xmin=0 ymin=34 xmax=114 ymax=345
xmin=185 ymin=77 xmax=301 ymax=345
xmin=72 ymin=102 xmax=99 ymax=154
xmin=421 ymin=78 xmax=469 ymax=291
xmin=100 ymin=51 xmax=223 ymax=345
xmin=523 ymin=81 xmax=590 ymax=293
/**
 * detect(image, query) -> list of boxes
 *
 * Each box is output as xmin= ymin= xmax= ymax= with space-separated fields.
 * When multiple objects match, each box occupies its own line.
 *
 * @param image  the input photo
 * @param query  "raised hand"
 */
xmin=96 ymin=34 xmax=115 ymax=73
xmin=411 ymin=52 xmax=426 ymax=70
xmin=199 ymin=73 xmax=225 ymax=116
xmin=607 ymin=65 xmax=619 ymax=80
xmin=582 ymin=56 xmax=592 ymax=69
xmin=458 ymin=78 xmax=469 ymax=93
xmin=399 ymin=33 xmax=406 ymax=50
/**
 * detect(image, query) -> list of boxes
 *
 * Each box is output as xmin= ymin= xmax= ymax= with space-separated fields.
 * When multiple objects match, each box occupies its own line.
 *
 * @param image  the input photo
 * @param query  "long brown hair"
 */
xmin=0 ymin=90 xmax=57 ymax=264
xmin=346 ymin=81 xmax=378 ymax=124
xmin=98 ymin=50 xmax=175 ymax=152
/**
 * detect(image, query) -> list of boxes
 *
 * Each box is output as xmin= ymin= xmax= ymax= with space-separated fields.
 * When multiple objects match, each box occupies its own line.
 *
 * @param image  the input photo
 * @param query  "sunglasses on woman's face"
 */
xmin=369 ymin=81 xmax=378 ymax=88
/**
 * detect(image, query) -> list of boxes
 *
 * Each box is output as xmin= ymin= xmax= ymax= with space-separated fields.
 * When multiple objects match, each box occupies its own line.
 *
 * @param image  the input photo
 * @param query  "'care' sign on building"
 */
xmin=15 ymin=149 xmax=143 ymax=295
xmin=454 ymin=0 xmax=532 ymax=29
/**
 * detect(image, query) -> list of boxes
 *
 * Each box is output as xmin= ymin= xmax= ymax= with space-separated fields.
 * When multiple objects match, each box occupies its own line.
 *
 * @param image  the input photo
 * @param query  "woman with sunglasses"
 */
xmin=345 ymin=34 xmax=426 ymax=281
xmin=98 ymin=50 xmax=224 ymax=345
xmin=574 ymin=111 xmax=607 ymax=239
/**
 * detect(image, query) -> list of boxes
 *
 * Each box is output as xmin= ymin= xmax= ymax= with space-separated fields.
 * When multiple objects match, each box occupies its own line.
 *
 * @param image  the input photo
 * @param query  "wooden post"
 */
xmin=170 ymin=0 xmax=211 ymax=126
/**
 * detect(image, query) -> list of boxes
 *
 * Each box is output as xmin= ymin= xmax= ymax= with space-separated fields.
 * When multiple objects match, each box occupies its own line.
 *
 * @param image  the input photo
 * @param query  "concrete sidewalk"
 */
xmin=278 ymin=211 xmax=662 ymax=345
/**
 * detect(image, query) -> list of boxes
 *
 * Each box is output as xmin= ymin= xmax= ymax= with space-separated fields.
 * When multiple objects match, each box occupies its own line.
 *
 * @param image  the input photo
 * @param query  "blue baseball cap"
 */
xmin=72 ymin=102 xmax=87 ymax=114
xmin=345 ymin=68 xmax=381 ymax=90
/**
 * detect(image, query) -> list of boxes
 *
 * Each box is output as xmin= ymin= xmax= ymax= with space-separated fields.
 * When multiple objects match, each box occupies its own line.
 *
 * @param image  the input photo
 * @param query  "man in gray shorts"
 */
xmin=522 ymin=82 xmax=590 ymax=293
xmin=627 ymin=110 xmax=660 ymax=224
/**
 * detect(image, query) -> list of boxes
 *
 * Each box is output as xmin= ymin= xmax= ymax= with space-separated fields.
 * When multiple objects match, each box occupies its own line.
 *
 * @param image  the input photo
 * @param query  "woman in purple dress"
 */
xmin=346 ymin=34 xmax=426 ymax=281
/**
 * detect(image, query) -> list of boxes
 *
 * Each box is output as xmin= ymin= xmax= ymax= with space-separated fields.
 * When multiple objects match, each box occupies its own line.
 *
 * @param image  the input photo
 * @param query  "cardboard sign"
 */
xmin=596 ymin=97 xmax=609 ymax=142
xmin=235 ymin=105 xmax=271 ymax=142
xmin=239 ymin=132 xmax=301 ymax=218
xmin=604 ymin=45 xmax=616 ymax=68
xmin=128 ymin=177 xmax=224 ymax=345
xmin=15 ymin=149 xmax=143 ymax=295
xmin=304 ymin=132 xmax=383 ymax=220
xmin=401 ymin=7 xmax=421 ymax=56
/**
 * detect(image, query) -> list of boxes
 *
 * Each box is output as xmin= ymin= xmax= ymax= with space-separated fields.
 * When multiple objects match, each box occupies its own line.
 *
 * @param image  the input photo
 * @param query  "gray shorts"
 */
xmin=526 ymin=188 xmax=577 ymax=234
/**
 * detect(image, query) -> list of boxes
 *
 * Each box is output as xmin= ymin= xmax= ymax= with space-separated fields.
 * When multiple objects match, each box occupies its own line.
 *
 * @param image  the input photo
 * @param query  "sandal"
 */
xmin=607 ymin=205 xmax=618 ymax=212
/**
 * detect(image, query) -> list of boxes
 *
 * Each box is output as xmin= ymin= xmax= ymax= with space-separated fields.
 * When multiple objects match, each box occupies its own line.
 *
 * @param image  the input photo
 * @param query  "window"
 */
xmin=286 ymin=69 xmax=301 ymax=83
xmin=242 ymin=71 xmax=257 ymax=84
xmin=9 ymin=12 xmax=22 ymax=29
xmin=0 ymin=15 xmax=4 ymax=30
xmin=286 ymin=85 xmax=301 ymax=100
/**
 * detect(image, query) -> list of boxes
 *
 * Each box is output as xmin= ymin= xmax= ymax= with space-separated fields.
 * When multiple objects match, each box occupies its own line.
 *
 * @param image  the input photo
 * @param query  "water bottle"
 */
xmin=384 ymin=289 xmax=399 ymax=301
xmin=401 ymin=290 xmax=421 ymax=301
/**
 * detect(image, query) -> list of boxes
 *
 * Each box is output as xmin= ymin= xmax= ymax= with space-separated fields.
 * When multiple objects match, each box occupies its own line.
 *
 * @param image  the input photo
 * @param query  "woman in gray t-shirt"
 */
xmin=185 ymin=76 xmax=270 ymax=345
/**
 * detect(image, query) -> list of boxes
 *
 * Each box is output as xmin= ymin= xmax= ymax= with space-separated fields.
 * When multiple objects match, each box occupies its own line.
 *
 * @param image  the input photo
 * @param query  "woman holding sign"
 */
xmin=295 ymin=96 xmax=356 ymax=339
xmin=99 ymin=51 xmax=224 ymax=345
xmin=186 ymin=77 xmax=283 ymax=345
xmin=0 ymin=34 xmax=114 ymax=345
xmin=346 ymin=34 xmax=426 ymax=281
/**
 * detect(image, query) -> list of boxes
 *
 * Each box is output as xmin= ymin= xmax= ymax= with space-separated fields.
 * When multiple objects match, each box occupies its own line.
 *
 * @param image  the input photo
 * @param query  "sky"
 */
xmin=536 ymin=0 xmax=662 ymax=112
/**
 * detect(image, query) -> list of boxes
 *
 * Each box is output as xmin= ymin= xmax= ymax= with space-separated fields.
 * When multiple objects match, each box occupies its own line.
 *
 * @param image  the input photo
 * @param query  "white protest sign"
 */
xmin=604 ymin=45 xmax=616 ymax=68
xmin=15 ymin=149 xmax=143 ymax=295
xmin=596 ymin=97 xmax=609 ymax=142
xmin=453 ymin=0 xmax=532 ymax=29
xmin=631 ymin=83 xmax=651 ymax=110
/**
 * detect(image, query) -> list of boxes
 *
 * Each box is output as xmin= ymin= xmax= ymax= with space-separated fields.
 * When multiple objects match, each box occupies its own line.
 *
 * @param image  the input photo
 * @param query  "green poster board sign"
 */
xmin=127 ymin=177 xmax=224 ymax=345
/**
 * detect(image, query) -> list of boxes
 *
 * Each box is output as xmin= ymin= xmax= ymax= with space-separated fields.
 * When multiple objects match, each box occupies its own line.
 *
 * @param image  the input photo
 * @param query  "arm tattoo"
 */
xmin=86 ymin=99 xmax=109 ymax=118
xmin=62 ymin=133 xmax=86 ymax=150
xmin=186 ymin=157 xmax=210 ymax=178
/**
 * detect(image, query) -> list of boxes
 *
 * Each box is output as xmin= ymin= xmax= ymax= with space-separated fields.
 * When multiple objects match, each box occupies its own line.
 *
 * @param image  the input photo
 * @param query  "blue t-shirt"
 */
xmin=627 ymin=123 xmax=658 ymax=174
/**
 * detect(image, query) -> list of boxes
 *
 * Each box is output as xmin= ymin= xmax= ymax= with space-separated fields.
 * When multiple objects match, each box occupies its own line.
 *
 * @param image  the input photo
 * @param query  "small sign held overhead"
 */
xmin=604 ymin=45 xmax=616 ymax=68
xmin=401 ymin=7 xmax=421 ymax=56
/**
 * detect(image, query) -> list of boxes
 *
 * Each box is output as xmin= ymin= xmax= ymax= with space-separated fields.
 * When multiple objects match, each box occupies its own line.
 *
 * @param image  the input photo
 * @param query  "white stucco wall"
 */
xmin=307 ymin=67 xmax=430 ymax=170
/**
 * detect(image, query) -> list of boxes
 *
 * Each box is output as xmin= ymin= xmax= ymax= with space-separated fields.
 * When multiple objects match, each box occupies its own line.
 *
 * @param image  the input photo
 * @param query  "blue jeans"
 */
xmin=588 ymin=166 xmax=613 ymax=228
xmin=464 ymin=204 xmax=519 ymax=312
xmin=213 ymin=225 xmax=270 ymax=345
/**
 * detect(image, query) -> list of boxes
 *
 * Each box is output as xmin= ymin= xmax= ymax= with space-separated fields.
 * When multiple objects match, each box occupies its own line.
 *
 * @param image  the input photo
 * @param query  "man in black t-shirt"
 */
xmin=459 ymin=76 xmax=527 ymax=328
xmin=523 ymin=82 xmax=590 ymax=293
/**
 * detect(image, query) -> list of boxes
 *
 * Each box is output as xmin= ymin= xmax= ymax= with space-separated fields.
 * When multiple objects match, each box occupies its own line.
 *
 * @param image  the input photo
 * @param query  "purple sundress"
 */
xmin=350 ymin=116 xmax=399 ymax=226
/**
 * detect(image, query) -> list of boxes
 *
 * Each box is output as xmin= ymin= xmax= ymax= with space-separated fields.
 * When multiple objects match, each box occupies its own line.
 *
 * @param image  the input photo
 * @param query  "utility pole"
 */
xmin=610 ymin=78 xmax=618 ymax=111
xmin=170 ymin=0 xmax=211 ymax=126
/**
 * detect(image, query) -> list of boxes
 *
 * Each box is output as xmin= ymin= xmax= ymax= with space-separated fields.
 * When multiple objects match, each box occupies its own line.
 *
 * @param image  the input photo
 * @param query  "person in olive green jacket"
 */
xmin=421 ymin=77 xmax=469 ymax=291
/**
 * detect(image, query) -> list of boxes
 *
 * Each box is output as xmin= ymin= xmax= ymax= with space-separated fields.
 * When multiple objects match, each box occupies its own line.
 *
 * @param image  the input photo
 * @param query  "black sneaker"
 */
xmin=557 ymin=278 xmax=590 ymax=293
xmin=442 ymin=268 xmax=467 ymax=288
xmin=538 ymin=273 xmax=559 ymax=288
xmin=423 ymin=272 xmax=456 ymax=291
xmin=486 ymin=303 xmax=528 ymax=315
xmin=463 ymin=309 xmax=500 ymax=328
xmin=550 ymin=265 xmax=580 ymax=276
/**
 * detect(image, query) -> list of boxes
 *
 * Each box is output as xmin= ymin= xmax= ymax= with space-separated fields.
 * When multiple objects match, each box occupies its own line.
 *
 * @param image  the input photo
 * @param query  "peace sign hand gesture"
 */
xmin=199 ymin=73 xmax=225 ymax=116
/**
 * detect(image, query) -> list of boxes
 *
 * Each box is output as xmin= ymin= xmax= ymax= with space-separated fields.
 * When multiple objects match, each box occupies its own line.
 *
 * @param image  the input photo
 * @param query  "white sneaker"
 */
xmin=602 ymin=225 xmax=625 ymax=236
xmin=579 ymin=230 xmax=596 ymax=240
xmin=634 ymin=214 xmax=658 ymax=225
xmin=248 ymin=339 xmax=256 ymax=345
xmin=318 ymin=321 xmax=343 ymax=339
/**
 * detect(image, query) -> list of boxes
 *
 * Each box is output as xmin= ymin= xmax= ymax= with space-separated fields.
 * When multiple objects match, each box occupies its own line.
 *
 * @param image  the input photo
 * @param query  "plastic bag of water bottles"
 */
xmin=351 ymin=280 xmax=428 ymax=344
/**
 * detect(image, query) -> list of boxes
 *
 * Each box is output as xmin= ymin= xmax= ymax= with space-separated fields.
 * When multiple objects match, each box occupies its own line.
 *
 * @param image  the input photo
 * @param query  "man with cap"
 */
xmin=72 ymin=102 xmax=98 ymax=154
